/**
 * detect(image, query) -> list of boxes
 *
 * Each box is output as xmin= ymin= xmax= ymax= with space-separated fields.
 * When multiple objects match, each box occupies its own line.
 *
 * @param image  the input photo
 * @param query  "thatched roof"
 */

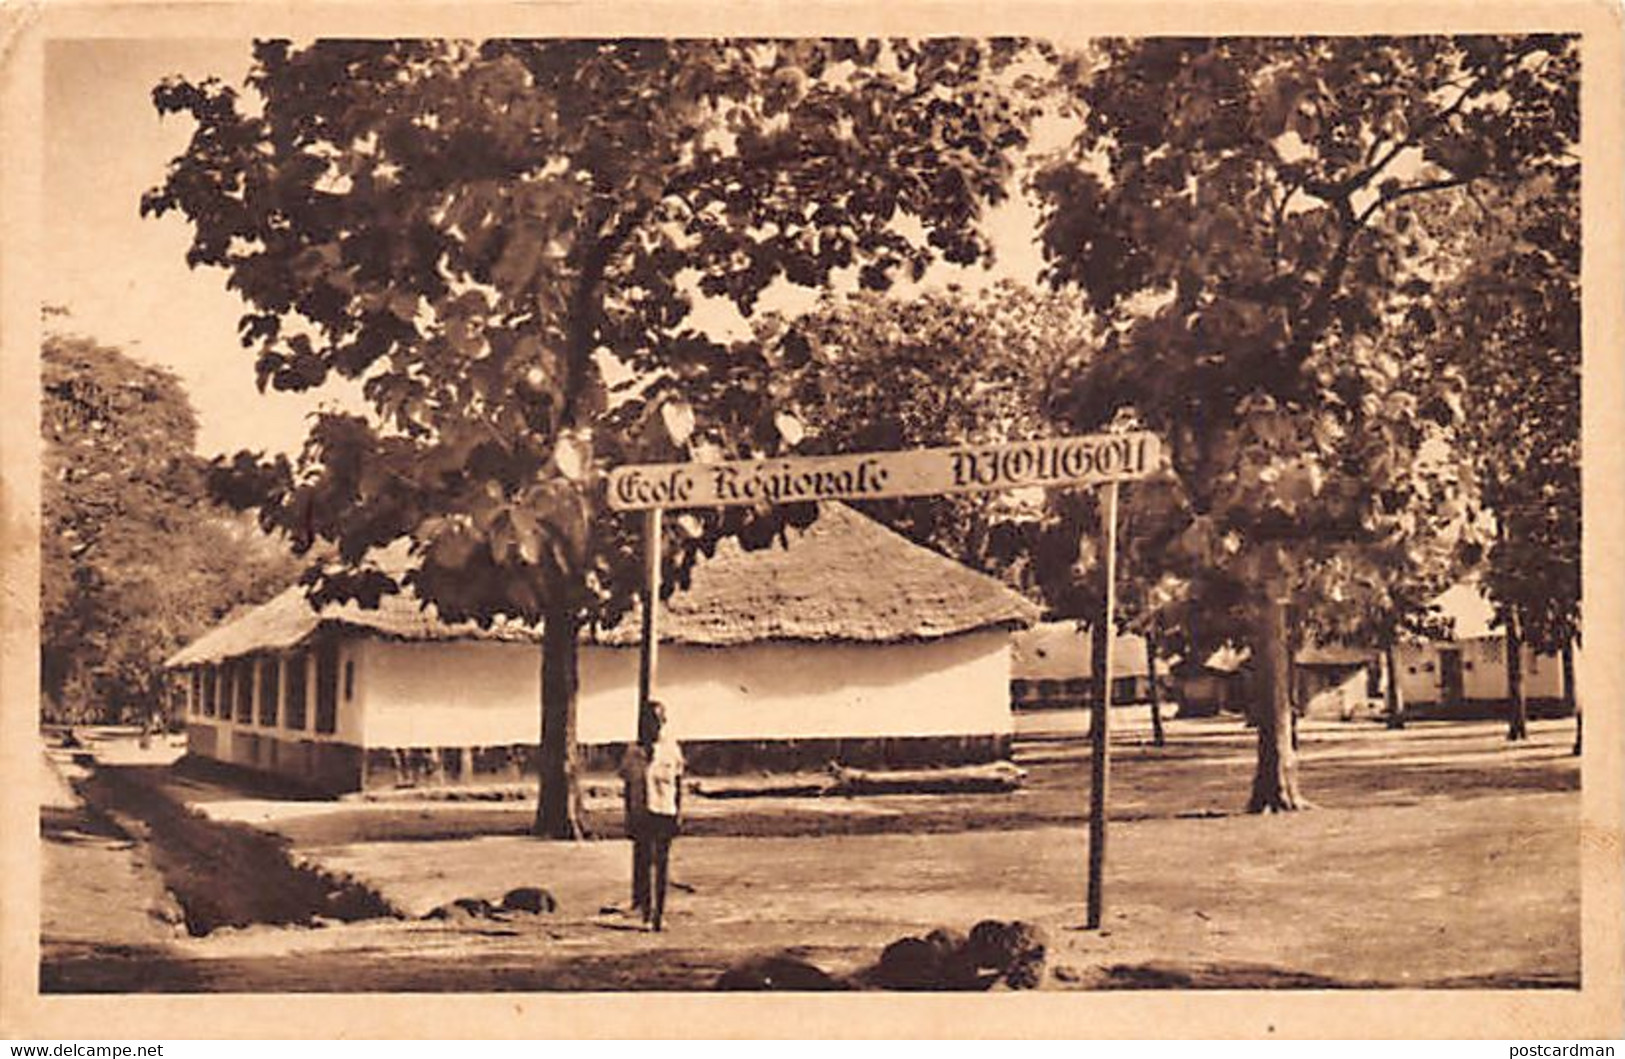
xmin=164 ymin=583 xmax=540 ymax=668
xmin=594 ymin=503 xmax=1039 ymax=647
xmin=166 ymin=504 xmax=1037 ymax=666
xmin=1192 ymin=645 xmax=1250 ymax=675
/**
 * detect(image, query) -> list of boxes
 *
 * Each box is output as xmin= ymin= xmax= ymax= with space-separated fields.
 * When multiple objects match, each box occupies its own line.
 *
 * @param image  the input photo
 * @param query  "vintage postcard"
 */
xmin=2 ymin=0 xmax=1621 ymax=1040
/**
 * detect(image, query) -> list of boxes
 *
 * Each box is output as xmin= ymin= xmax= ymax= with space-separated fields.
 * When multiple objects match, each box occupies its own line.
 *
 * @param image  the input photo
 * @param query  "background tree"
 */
xmin=146 ymin=38 xmax=1041 ymax=836
xmin=1297 ymin=525 xmax=1467 ymax=730
xmin=41 ymin=332 xmax=297 ymax=725
xmin=1020 ymin=467 xmax=1210 ymax=746
xmin=1033 ymin=36 xmax=1576 ymax=809
xmin=1422 ymin=177 xmax=1580 ymax=742
xmin=770 ymin=284 xmax=1222 ymax=748
xmin=759 ymin=281 xmax=1084 ymax=572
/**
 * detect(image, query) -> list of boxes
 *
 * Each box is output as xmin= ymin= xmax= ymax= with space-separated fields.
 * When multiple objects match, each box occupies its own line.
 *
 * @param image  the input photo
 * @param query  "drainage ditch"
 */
xmin=76 ymin=763 xmax=396 ymax=937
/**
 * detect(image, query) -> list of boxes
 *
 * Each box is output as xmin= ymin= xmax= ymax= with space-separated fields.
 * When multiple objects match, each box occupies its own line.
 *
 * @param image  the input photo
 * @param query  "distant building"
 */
xmin=164 ymin=504 xmax=1040 ymax=793
xmin=1009 ymin=622 xmax=1164 ymax=709
xmin=1172 ymin=645 xmax=1250 ymax=717
xmin=1393 ymin=583 xmax=1570 ymax=716
xmin=1010 ymin=624 xmax=1249 ymax=718
xmin=1294 ymin=643 xmax=1382 ymax=722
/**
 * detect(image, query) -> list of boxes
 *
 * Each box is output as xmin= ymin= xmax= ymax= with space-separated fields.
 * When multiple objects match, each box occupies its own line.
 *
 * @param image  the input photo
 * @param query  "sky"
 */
xmin=43 ymin=38 xmax=1052 ymax=460
xmin=43 ymin=39 xmax=358 ymax=458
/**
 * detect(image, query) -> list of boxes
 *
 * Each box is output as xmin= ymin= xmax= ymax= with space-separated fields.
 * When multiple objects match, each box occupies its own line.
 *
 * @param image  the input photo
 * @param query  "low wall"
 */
xmin=582 ymin=732 xmax=1011 ymax=776
xmin=357 ymin=732 xmax=1011 ymax=789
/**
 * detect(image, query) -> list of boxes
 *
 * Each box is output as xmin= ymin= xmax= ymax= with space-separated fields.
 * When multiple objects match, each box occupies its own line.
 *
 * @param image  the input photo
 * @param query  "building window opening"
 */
xmin=259 ymin=657 xmax=280 ymax=727
xmin=285 ymin=651 xmax=308 ymax=730
xmin=235 ymin=659 xmax=254 ymax=722
xmin=344 ymin=658 xmax=355 ymax=702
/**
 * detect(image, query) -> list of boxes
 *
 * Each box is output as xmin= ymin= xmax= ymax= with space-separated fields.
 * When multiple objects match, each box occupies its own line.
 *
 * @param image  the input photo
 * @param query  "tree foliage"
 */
xmin=1034 ymin=36 xmax=1576 ymax=805
xmin=752 ymin=282 xmax=1083 ymax=572
xmin=1427 ymin=178 xmax=1579 ymax=652
xmin=144 ymin=38 xmax=1041 ymax=834
xmin=766 ymin=283 xmax=1248 ymax=733
xmin=41 ymin=333 xmax=297 ymax=723
xmin=1423 ymin=175 xmax=1579 ymax=737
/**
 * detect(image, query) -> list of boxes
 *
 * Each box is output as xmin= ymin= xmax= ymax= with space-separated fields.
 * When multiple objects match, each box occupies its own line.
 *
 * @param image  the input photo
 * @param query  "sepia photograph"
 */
xmin=2 ymin=2 xmax=1622 ymax=1040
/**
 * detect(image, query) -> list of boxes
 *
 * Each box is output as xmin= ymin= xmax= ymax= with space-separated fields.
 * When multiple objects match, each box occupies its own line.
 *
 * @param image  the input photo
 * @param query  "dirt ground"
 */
xmin=39 ymin=713 xmax=1581 ymax=992
xmin=36 ymin=742 xmax=191 ymax=991
xmin=168 ymin=712 xmax=1579 ymax=845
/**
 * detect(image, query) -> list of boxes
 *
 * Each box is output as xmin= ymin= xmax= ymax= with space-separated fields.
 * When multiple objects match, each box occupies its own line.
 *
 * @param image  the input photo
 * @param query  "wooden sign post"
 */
xmin=607 ymin=430 xmax=1161 ymax=925
xmin=1087 ymin=480 xmax=1119 ymax=930
xmin=636 ymin=507 xmax=662 ymax=741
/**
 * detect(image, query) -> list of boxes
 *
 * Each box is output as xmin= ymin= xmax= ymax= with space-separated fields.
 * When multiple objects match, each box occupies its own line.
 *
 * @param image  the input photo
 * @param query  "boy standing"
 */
xmin=620 ymin=700 xmax=684 ymax=930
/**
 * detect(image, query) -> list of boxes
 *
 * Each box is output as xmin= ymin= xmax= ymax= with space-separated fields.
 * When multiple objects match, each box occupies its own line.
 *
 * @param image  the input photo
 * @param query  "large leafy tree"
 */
xmin=1033 ymin=36 xmax=1576 ymax=809
xmin=41 ymin=332 xmax=296 ymax=724
xmin=779 ymin=284 xmax=1244 ymax=752
xmin=144 ymin=38 xmax=1040 ymax=836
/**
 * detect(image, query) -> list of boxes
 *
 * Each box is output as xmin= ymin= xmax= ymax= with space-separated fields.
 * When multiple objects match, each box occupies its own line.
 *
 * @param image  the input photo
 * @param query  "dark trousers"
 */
xmin=629 ymin=814 xmax=678 ymax=929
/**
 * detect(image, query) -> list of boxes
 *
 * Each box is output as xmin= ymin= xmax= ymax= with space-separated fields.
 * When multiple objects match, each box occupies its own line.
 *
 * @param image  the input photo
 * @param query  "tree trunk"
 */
xmin=1383 ymin=640 xmax=1406 ymax=729
xmin=1147 ymin=639 xmax=1166 ymax=748
xmin=41 ymin=650 xmax=69 ymax=722
xmin=1247 ymin=551 xmax=1308 ymax=812
xmin=1563 ymin=639 xmax=1579 ymax=755
xmin=535 ymin=604 xmax=585 ymax=838
xmin=1505 ymin=610 xmax=1528 ymax=742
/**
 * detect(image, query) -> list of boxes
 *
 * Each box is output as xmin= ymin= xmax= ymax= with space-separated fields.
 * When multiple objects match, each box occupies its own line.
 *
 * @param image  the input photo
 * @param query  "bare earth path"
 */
xmin=38 ymin=743 xmax=192 ymax=991
xmin=40 ymin=717 xmax=1579 ymax=992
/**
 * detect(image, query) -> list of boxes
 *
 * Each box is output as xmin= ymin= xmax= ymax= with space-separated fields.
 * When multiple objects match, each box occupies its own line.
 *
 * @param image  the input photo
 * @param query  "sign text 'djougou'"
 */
xmin=607 ymin=432 xmax=1162 ymax=511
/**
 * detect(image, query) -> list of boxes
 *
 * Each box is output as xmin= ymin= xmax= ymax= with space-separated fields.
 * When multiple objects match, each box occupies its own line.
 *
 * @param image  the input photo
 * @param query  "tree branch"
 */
xmin=556 ymin=136 xmax=827 ymax=429
xmin=1338 ymin=75 xmax=1487 ymax=199
xmin=1355 ymin=176 xmax=1472 ymax=229
xmin=1267 ymin=180 xmax=1299 ymax=268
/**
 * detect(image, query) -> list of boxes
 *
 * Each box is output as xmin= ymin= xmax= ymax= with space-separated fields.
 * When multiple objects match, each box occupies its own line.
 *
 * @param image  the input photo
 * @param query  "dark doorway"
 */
xmin=1439 ymin=648 xmax=1465 ymax=710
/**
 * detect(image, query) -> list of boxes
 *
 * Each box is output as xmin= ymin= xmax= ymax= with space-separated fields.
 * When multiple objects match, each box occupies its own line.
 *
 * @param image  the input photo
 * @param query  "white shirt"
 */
xmin=644 ymin=736 xmax=684 ymax=817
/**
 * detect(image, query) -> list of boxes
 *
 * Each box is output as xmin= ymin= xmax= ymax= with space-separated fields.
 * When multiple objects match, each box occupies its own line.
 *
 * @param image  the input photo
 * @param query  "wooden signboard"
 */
xmin=605 ymin=431 xmax=1161 ymax=511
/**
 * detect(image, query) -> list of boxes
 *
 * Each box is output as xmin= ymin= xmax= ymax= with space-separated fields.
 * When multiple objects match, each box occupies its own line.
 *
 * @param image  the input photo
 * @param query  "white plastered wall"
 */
xmin=576 ymin=630 xmax=1014 ymax=745
xmin=1395 ymin=637 xmax=1566 ymax=705
xmin=359 ymin=637 xmax=542 ymax=748
xmin=352 ymin=630 xmax=1015 ymax=749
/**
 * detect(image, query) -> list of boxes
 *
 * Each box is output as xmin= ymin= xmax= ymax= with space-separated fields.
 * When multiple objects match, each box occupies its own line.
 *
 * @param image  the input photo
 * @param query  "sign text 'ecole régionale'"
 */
xmin=606 ymin=431 xmax=1162 ymax=511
